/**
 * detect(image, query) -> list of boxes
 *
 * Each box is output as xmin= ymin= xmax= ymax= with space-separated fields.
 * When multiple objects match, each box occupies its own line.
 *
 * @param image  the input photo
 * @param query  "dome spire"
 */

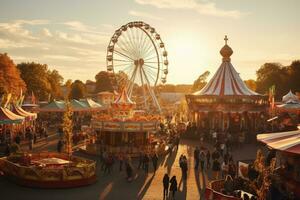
xmin=224 ymin=35 xmax=228 ymax=45
xmin=220 ymin=35 xmax=233 ymax=62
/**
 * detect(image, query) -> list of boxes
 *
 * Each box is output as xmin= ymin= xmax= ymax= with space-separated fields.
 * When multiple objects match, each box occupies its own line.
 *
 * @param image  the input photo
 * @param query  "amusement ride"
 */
xmin=106 ymin=21 xmax=168 ymax=112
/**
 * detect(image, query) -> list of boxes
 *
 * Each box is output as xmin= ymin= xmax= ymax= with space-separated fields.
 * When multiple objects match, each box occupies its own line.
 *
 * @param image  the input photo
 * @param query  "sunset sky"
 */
xmin=1 ymin=0 xmax=300 ymax=84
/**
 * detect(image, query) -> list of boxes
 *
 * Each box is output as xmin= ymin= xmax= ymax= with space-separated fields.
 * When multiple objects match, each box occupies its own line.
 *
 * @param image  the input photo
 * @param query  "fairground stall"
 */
xmin=0 ymin=107 xmax=25 ymax=143
xmin=38 ymin=99 xmax=101 ymax=129
xmin=186 ymin=36 xmax=268 ymax=141
xmin=11 ymin=105 xmax=37 ymax=132
xmin=87 ymin=89 xmax=162 ymax=157
xmin=274 ymin=90 xmax=300 ymax=129
xmin=257 ymin=130 xmax=300 ymax=199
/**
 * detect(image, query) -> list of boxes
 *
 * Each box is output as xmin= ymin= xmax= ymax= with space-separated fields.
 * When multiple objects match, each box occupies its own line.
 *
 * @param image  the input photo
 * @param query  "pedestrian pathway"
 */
xmin=143 ymin=141 xmax=206 ymax=200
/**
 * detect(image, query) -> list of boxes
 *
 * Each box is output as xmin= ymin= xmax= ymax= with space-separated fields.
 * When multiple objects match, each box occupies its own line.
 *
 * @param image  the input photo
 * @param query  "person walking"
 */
xmin=138 ymin=152 xmax=144 ymax=169
xmin=57 ymin=139 xmax=63 ymax=153
xmin=28 ymin=131 xmax=33 ymax=150
xmin=194 ymin=147 xmax=200 ymax=170
xmin=199 ymin=150 xmax=206 ymax=171
xmin=125 ymin=160 xmax=133 ymax=181
xmin=182 ymin=156 xmax=188 ymax=180
xmin=212 ymin=159 xmax=221 ymax=180
xmin=152 ymin=153 xmax=158 ymax=172
xmin=169 ymin=176 xmax=178 ymax=200
xmin=206 ymin=149 xmax=211 ymax=169
xmin=144 ymin=154 xmax=149 ymax=174
xmin=163 ymin=173 xmax=169 ymax=199
xmin=119 ymin=153 xmax=124 ymax=171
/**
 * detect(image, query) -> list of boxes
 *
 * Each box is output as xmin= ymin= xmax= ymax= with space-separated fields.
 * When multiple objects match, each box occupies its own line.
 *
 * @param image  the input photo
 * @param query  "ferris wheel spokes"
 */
xmin=106 ymin=21 xmax=168 ymax=113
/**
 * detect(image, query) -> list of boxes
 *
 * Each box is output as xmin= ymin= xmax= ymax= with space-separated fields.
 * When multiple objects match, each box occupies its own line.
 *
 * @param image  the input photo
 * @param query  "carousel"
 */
xmin=186 ymin=36 xmax=268 ymax=135
xmin=85 ymin=89 xmax=162 ymax=157
xmin=0 ymin=152 xmax=96 ymax=188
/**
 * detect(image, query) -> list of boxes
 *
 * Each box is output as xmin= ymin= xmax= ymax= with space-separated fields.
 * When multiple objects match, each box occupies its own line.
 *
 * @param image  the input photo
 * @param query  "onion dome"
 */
xmin=220 ymin=35 xmax=233 ymax=62
xmin=282 ymin=90 xmax=299 ymax=103
xmin=194 ymin=36 xmax=259 ymax=96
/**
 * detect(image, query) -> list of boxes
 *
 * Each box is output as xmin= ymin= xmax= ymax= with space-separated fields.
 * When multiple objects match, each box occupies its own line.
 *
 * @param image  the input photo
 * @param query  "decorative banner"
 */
xmin=124 ymin=123 xmax=141 ymax=131
xmin=103 ymin=122 xmax=121 ymax=131
xmin=238 ymin=161 xmax=249 ymax=180
xmin=143 ymin=122 xmax=157 ymax=131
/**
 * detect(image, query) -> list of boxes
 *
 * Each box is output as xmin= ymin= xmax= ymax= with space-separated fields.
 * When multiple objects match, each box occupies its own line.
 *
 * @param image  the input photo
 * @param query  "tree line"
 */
xmin=1 ymin=52 xmax=299 ymax=102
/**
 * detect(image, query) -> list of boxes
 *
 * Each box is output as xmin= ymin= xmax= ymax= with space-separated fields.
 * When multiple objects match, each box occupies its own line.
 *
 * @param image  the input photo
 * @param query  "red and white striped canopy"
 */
xmin=257 ymin=130 xmax=300 ymax=155
xmin=194 ymin=37 xmax=259 ymax=96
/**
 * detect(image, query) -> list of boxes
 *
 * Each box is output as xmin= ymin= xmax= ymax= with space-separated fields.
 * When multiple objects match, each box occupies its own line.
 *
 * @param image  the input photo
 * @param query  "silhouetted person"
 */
xmin=152 ymin=153 xmax=158 ymax=172
xmin=57 ymin=140 xmax=63 ymax=153
xmin=206 ymin=149 xmax=211 ymax=169
xmin=144 ymin=154 xmax=149 ymax=173
xmin=169 ymin=176 xmax=178 ymax=200
xmin=194 ymin=147 xmax=200 ymax=170
xmin=163 ymin=173 xmax=169 ymax=199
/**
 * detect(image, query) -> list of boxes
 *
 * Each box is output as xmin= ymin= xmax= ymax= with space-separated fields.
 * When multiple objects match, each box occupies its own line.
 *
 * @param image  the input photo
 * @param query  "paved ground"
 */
xmin=0 ymin=138 xmax=260 ymax=200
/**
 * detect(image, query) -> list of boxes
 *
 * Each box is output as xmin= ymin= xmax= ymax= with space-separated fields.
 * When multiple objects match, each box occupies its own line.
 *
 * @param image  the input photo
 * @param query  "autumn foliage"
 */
xmin=0 ymin=53 xmax=26 ymax=96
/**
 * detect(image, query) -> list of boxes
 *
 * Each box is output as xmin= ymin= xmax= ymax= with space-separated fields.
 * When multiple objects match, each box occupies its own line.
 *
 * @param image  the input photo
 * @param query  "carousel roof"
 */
xmin=282 ymin=90 xmax=299 ymax=103
xmin=12 ymin=105 xmax=37 ymax=120
xmin=0 ymin=107 xmax=25 ymax=124
xmin=113 ymin=88 xmax=135 ymax=105
xmin=194 ymin=36 xmax=259 ymax=96
xmin=257 ymin=130 xmax=300 ymax=155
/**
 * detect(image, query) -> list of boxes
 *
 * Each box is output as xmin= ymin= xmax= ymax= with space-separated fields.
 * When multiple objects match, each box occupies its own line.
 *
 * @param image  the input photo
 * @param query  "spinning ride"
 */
xmin=88 ymin=89 xmax=162 ymax=157
xmin=106 ymin=21 xmax=168 ymax=112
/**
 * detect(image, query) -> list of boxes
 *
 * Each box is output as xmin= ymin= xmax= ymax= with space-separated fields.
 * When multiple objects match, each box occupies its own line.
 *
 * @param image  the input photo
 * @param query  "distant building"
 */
xmin=96 ymin=91 xmax=116 ymax=107
xmin=159 ymin=92 xmax=185 ymax=103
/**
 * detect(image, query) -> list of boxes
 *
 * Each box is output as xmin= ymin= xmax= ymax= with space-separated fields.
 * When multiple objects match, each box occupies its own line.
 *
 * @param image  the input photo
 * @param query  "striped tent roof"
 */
xmin=12 ymin=105 xmax=37 ymax=120
xmin=80 ymin=98 xmax=102 ymax=111
xmin=257 ymin=129 xmax=300 ymax=155
xmin=0 ymin=107 xmax=24 ymax=124
xmin=194 ymin=36 xmax=259 ymax=96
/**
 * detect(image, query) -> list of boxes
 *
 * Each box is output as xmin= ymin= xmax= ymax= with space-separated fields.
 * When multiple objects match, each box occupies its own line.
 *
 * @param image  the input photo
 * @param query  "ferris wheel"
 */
xmin=106 ymin=21 xmax=168 ymax=112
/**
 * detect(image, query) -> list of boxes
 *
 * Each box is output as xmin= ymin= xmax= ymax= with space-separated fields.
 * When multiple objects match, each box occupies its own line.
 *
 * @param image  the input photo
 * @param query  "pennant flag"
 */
xmin=31 ymin=91 xmax=36 ymax=104
xmin=4 ymin=93 xmax=11 ymax=108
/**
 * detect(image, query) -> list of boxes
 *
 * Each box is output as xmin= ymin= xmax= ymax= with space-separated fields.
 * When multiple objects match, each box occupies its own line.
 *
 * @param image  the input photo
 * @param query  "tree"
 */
xmin=244 ymin=79 xmax=257 ymax=91
xmin=191 ymin=71 xmax=210 ymax=92
xmin=94 ymin=71 xmax=114 ymax=93
xmin=69 ymin=80 xmax=86 ymax=100
xmin=256 ymin=63 xmax=289 ymax=99
xmin=0 ymin=53 xmax=26 ymax=96
xmin=17 ymin=62 xmax=63 ymax=101
xmin=62 ymin=100 xmax=73 ymax=156
xmin=47 ymin=70 xmax=63 ymax=99
xmin=287 ymin=60 xmax=300 ymax=92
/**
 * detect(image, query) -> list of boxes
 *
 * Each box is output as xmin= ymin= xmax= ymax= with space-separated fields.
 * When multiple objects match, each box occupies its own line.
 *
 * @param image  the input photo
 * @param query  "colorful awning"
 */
xmin=0 ymin=107 xmax=25 ymax=124
xmin=12 ymin=105 xmax=37 ymax=120
xmin=257 ymin=130 xmax=300 ymax=155
xmin=38 ymin=99 xmax=96 ymax=112
xmin=79 ymin=99 xmax=102 ymax=111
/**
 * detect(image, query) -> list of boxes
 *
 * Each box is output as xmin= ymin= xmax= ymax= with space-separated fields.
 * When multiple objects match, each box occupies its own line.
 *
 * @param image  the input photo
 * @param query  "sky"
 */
xmin=0 ymin=0 xmax=300 ymax=85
